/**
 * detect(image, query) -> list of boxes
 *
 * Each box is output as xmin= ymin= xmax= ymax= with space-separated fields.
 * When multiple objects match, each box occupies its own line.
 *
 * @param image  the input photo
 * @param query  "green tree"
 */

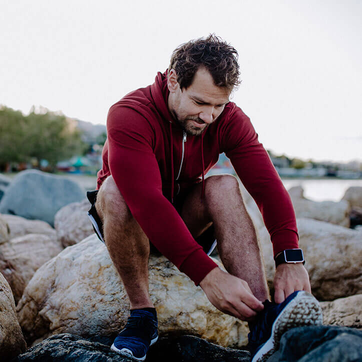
xmin=0 ymin=105 xmax=87 ymax=171
xmin=0 ymin=106 xmax=30 ymax=169
xmin=291 ymin=158 xmax=306 ymax=170
xmin=96 ymin=131 xmax=107 ymax=146
xmin=26 ymin=109 xmax=87 ymax=169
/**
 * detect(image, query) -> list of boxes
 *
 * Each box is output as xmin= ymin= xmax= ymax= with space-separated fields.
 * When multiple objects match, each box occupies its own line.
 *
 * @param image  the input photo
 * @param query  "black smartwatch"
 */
xmin=275 ymin=249 xmax=305 ymax=268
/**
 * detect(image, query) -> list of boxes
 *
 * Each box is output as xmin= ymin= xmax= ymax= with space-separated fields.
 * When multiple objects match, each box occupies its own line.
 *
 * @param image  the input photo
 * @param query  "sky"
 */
xmin=1 ymin=0 xmax=361 ymax=163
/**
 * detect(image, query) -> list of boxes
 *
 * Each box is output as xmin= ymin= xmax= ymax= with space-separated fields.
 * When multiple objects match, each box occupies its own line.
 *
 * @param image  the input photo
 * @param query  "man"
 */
xmin=87 ymin=35 xmax=322 ymax=362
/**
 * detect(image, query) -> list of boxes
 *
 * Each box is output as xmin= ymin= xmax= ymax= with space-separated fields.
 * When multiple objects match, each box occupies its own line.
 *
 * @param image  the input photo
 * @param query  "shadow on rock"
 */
xmin=11 ymin=333 xmax=251 ymax=362
xmin=12 ymin=333 xmax=133 ymax=362
xmin=148 ymin=335 xmax=251 ymax=362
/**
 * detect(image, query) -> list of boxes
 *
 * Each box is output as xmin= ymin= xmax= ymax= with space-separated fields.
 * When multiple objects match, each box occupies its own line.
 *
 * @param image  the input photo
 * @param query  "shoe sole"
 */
xmin=111 ymin=335 xmax=159 ymax=361
xmin=252 ymin=291 xmax=323 ymax=362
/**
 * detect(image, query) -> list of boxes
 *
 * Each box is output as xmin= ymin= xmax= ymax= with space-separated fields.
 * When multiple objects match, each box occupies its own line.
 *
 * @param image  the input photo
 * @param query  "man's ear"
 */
xmin=167 ymin=69 xmax=179 ymax=93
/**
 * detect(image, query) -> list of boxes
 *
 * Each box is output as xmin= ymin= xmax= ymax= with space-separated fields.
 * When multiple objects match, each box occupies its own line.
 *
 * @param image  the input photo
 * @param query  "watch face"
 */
xmin=285 ymin=249 xmax=304 ymax=262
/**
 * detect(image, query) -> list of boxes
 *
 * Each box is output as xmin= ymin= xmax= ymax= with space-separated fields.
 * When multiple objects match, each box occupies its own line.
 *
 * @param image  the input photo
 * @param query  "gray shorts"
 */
xmin=86 ymin=190 xmax=217 ymax=256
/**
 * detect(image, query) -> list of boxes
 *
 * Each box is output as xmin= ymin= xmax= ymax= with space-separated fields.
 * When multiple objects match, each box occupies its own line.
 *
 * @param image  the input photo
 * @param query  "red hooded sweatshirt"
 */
xmin=97 ymin=72 xmax=299 ymax=285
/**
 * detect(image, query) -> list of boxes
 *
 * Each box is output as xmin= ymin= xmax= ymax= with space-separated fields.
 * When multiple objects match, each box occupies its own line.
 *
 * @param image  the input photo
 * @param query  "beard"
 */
xmin=174 ymin=115 xmax=209 ymax=136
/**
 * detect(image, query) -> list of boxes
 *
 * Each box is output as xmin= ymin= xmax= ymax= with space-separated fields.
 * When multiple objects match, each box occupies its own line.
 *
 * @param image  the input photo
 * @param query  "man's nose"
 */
xmin=199 ymin=107 xmax=214 ymax=124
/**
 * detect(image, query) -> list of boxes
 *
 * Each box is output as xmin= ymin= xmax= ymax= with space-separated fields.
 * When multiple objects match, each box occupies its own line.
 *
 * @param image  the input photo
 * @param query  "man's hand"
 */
xmin=199 ymin=267 xmax=264 ymax=321
xmin=273 ymin=263 xmax=311 ymax=303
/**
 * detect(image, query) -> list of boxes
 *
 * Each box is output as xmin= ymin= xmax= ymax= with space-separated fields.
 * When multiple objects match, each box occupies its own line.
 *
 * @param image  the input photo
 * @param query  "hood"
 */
xmin=150 ymin=71 xmax=178 ymax=126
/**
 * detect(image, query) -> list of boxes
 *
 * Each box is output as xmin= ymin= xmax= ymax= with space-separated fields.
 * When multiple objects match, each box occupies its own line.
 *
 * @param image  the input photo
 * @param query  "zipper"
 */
xmin=176 ymin=131 xmax=187 ymax=181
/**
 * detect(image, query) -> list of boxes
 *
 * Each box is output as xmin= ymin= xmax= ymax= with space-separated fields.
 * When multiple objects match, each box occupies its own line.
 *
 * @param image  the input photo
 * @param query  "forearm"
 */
xmin=231 ymin=146 xmax=299 ymax=255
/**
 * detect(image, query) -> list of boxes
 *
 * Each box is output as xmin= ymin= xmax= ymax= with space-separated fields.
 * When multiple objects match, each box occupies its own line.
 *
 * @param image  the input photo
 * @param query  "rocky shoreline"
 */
xmin=0 ymin=170 xmax=361 ymax=360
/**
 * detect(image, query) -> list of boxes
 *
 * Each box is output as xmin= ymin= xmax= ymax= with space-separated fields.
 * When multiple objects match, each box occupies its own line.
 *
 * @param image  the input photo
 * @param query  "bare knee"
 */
xmin=204 ymin=175 xmax=241 ymax=200
xmin=96 ymin=176 xmax=132 ymax=221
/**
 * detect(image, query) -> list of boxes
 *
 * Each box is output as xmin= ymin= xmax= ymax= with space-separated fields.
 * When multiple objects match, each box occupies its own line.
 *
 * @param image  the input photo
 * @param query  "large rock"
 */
xmin=342 ymin=186 xmax=362 ymax=209
xmin=0 ymin=170 xmax=86 ymax=226
xmin=320 ymin=294 xmax=362 ymax=329
xmin=14 ymin=334 xmax=131 ymax=362
xmin=0 ymin=173 xmax=11 ymax=202
xmin=54 ymin=199 xmax=94 ymax=247
xmin=17 ymin=235 xmax=248 ymax=348
xmin=0 ymin=173 xmax=11 ymax=187
xmin=0 ymin=214 xmax=10 ymax=245
xmin=1 ymin=214 xmax=56 ymax=240
xmin=14 ymin=333 xmax=251 ymax=362
xmin=350 ymin=207 xmax=362 ymax=229
xmin=299 ymin=219 xmax=362 ymax=300
xmin=148 ymin=334 xmax=250 ymax=362
xmin=267 ymin=326 xmax=362 ymax=362
xmin=0 ymin=272 xmax=27 ymax=360
xmin=1 ymin=234 xmax=63 ymax=304
xmin=0 ymin=185 xmax=8 ymax=200
xmin=258 ymin=218 xmax=362 ymax=301
xmin=288 ymin=186 xmax=350 ymax=227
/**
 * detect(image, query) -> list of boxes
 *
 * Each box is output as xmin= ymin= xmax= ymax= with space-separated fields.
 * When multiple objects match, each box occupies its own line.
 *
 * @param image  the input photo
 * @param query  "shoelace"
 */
xmin=248 ymin=300 xmax=274 ymax=349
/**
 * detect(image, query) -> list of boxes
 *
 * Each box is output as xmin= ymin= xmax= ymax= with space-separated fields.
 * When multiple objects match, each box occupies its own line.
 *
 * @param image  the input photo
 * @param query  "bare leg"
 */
xmin=95 ymin=176 xmax=153 ymax=310
xmin=181 ymin=175 xmax=269 ymax=302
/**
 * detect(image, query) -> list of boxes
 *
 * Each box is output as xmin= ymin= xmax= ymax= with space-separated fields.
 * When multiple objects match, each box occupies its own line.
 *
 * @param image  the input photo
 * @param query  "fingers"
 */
xmin=207 ymin=284 xmax=261 ymax=321
xmin=224 ymin=280 xmax=264 ymax=320
xmin=242 ymin=289 xmax=264 ymax=313
xmin=275 ymin=279 xmax=300 ymax=303
xmin=274 ymin=288 xmax=285 ymax=304
xmin=232 ymin=290 xmax=264 ymax=321
xmin=303 ymin=280 xmax=312 ymax=293
xmin=237 ymin=280 xmax=264 ymax=312
xmin=200 ymin=268 xmax=264 ymax=320
xmin=222 ymin=300 xmax=259 ymax=321
xmin=274 ymin=263 xmax=312 ymax=303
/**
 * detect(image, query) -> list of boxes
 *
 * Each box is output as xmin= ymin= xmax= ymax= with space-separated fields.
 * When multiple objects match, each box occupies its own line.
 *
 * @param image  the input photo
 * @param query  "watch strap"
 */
xmin=275 ymin=249 xmax=305 ymax=267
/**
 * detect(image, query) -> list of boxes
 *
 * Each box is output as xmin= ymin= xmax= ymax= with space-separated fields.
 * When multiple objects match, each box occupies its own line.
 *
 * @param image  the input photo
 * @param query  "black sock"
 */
xmin=130 ymin=307 xmax=157 ymax=319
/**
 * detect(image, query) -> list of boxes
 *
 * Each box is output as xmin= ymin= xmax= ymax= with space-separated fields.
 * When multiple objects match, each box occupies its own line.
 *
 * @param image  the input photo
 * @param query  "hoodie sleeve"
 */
xmin=220 ymin=106 xmax=299 ymax=256
xmin=107 ymin=105 xmax=218 ymax=285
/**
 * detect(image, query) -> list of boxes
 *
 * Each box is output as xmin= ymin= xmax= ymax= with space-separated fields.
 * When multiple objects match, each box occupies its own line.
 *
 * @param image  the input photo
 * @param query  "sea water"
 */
xmin=281 ymin=179 xmax=362 ymax=202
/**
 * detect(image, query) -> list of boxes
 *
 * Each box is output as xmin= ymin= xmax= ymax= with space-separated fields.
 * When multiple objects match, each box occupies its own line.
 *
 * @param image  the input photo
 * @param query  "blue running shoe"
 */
xmin=248 ymin=291 xmax=323 ymax=362
xmin=111 ymin=309 xmax=158 ymax=361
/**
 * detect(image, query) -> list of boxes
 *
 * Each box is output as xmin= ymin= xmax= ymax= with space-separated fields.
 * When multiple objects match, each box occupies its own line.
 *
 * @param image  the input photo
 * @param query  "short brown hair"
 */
xmin=169 ymin=34 xmax=241 ymax=91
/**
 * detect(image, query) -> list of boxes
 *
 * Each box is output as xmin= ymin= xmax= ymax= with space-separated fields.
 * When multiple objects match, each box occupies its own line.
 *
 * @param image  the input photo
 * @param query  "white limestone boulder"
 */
xmin=1 ymin=214 xmax=57 ymax=240
xmin=0 ymin=272 xmax=27 ymax=359
xmin=288 ymin=186 xmax=350 ymax=227
xmin=342 ymin=186 xmax=362 ymax=209
xmin=320 ymin=294 xmax=362 ymax=329
xmin=0 ymin=234 xmax=63 ymax=304
xmin=17 ymin=234 xmax=249 ymax=348
xmin=298 ymin=218 xmax=362 ymax=300
xmin=258 ymin=218 xmax=362 ymax=301
xmin=54 ymin=199 xmax=94 ymax=247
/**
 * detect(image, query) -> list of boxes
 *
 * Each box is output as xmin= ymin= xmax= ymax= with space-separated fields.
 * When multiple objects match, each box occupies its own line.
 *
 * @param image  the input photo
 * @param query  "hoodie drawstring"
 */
xmin=169 ymin=123 xmax=206 ymax=203
xmin=170 ymin=122 xmax=174 ymax=203
xmin=201 ymin=132 xmax=205 ymax=200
